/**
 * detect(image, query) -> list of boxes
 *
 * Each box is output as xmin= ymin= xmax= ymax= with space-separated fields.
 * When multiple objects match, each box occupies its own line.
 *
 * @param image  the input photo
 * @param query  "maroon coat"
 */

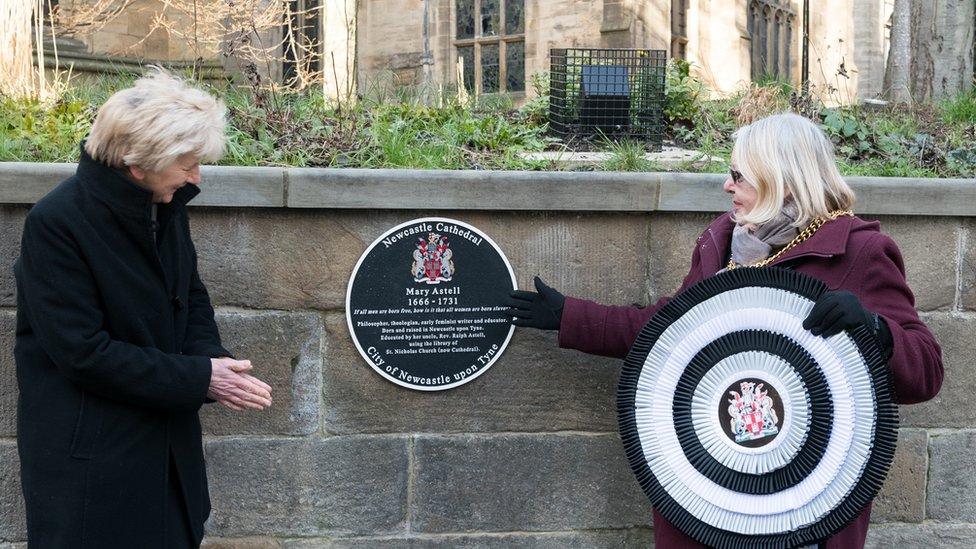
xmin=558 ymin=212 xmax=943 ymax=549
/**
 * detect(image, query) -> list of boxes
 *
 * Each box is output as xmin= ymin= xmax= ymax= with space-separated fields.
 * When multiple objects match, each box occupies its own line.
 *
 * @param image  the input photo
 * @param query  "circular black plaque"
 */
xmin=346 ymin=217 xmax=516 ymax=390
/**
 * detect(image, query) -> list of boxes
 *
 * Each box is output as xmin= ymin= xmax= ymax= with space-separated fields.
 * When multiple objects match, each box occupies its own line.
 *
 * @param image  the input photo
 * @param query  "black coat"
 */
xmin=14 ymin=145 xmax=229 ymax=547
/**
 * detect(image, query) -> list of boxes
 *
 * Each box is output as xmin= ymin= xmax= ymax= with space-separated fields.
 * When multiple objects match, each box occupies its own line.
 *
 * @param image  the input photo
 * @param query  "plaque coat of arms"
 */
xmin=412 ymin=233 xmax=454 ymax=284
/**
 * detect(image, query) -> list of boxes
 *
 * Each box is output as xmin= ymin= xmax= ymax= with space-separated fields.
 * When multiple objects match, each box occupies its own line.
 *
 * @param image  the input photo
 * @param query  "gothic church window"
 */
xmin=455 ymin=0 xmax=525 ymax=93
xmin=748 ymin=0 xmax=795 ymax=82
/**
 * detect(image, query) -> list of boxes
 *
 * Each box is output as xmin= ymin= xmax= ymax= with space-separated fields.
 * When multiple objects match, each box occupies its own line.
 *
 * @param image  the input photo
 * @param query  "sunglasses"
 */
xmin=729 ymin=168 xmax=745 ymax=184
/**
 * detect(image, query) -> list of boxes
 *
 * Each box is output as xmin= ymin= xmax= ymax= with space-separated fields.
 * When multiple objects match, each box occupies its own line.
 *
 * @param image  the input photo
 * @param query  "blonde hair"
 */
xmin=84 ymin=66 xmax=226 ymax=171
xmin=731 ymin=112 xmax=855 ymax=227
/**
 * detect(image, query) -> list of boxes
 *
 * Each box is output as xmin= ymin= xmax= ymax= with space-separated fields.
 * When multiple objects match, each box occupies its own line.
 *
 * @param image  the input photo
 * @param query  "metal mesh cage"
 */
xmin=549 ymin=48 xmax=667 ymax=149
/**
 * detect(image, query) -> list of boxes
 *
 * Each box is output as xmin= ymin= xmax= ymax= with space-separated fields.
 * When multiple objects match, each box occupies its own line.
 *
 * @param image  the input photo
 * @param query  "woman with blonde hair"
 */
xmin=508 ymin=112 xmax=943 ymax=548
xmin=15 ymin=67 xmax=272 ymax=548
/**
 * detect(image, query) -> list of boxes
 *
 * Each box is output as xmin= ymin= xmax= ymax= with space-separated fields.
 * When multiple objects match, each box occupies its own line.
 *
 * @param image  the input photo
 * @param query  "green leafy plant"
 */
xmin=0 ymin=97 xmax=94 ymax=162
xmin=820 ymin=107 xmax=874 ymax=157
xmin=664 ymin=58 xmax=704 ymax=125
xmin=516 ymin=71 xmax=549 ymax=127
xmin=355 ymin=100 xmax=547 ymax=169
xmin=947 ymin=147 xmax=976 ymax=177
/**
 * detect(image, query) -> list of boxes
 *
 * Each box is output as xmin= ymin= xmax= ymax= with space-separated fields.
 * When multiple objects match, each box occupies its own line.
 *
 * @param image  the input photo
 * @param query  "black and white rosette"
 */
xmin=617 ymin=268 xmax=898 ymax=549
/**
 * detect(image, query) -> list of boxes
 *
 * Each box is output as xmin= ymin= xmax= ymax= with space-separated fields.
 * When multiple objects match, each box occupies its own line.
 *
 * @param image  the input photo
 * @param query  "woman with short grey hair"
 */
xmin=15 ymin=67 xmax=272 ymax=548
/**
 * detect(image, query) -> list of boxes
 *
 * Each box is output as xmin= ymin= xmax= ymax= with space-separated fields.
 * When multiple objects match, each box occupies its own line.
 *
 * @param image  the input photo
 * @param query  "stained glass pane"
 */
xmin=505 ymin=41 xmax=525 ymax=92
xmin=457 ymin=0 xmax=474 ymax=39
xmin=481 ymin=0 xmax=499 ymax=36
xmin=482 ymin=43 xmax=499 ymax=93
xmin=505 ymin=0 xmax=524 ymax=34
xmin=458 ymin=46 xmax=475 ymax=91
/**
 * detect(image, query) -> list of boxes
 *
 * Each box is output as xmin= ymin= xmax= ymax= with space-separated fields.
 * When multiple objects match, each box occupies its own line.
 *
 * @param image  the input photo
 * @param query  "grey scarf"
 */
xmin=727 ymin=201 xmax=800 ymax=269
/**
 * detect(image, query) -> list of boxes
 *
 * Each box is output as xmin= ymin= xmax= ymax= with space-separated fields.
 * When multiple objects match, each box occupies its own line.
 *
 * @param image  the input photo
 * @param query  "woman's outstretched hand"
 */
xmin=505 ymin=276 xmax=565 ymax=330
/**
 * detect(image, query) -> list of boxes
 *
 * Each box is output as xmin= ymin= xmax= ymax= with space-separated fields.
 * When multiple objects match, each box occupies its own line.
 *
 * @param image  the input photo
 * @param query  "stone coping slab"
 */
xmin=0 ymin=163 xmax=284 ymax=207
xmin=1 ymin=162 xmax=973 ymax=215
xmin=519 ymin=146 xmax=724 ymax=169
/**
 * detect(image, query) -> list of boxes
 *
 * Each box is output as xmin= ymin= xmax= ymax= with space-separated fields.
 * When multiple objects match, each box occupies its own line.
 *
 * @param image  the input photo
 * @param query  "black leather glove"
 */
xmin=802 ymin=290 xmax=893 ymax=356
xmin=505 ymin=276 xmax=565 ymax=330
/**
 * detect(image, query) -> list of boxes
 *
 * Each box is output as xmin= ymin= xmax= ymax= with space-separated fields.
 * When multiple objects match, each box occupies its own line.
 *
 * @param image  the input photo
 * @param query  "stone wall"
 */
xmin=681 ymin=0 xmax=753 ymax=96
xmin=1 ymin=166 xmax=975 ymax=547
xmin=59 ymin=0 xmax=219 ymax=60
xmin=356 ymin=0 xmax=428 ymax=88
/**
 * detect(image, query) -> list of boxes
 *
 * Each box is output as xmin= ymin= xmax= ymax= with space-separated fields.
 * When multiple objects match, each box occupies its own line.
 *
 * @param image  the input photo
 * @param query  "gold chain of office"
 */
xmin=726 ymin=210 xmax=854 ymax=271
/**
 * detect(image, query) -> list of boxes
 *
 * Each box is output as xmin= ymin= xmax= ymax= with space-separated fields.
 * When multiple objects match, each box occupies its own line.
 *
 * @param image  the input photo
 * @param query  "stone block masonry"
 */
xmin=2 ymin=165 xmax=975 ymax=544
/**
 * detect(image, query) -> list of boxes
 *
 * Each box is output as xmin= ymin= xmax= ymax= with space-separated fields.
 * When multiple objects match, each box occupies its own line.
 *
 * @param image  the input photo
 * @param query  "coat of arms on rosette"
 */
xmin=412 ymin=232 xmax=455 ymax=284
xmin=727 ymin=380 xmax=780 ymax=444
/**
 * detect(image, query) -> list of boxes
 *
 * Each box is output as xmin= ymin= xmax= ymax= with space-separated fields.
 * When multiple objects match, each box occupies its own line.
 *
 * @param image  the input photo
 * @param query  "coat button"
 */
xmin=172 ymin=296 xmax=184 ymax=311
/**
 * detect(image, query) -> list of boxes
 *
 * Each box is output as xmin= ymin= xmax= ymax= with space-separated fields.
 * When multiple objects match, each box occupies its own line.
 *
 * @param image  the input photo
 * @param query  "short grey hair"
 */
xmin=84 ymin=66 xmax=226 ymax=171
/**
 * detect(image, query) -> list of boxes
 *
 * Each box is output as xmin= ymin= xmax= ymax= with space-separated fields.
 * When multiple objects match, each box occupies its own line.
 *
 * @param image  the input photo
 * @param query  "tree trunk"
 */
xmin=883 ymin=0 xmax=912 ymax=101
xmin=885 ymin=0 xmax=975 ymax=102
xmin=931 ymin=0 xmax=975 ymax=99
xmin=908 ymin=0 xmax=936 ymax=101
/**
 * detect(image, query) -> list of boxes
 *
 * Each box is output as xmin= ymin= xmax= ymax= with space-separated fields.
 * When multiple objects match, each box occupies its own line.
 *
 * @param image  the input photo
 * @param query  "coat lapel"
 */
xmin=699 ymin=213 xmax=734 ymax=277
xmin=769 ymin=215 xmax=854 ymax=266
xmin=75 ymin=143 xmax=202 ymax=279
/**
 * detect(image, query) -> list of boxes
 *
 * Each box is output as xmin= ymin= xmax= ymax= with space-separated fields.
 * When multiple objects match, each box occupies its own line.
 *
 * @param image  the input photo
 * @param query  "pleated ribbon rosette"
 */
xmin=617 ymin=268 xmax=898 ymax=549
